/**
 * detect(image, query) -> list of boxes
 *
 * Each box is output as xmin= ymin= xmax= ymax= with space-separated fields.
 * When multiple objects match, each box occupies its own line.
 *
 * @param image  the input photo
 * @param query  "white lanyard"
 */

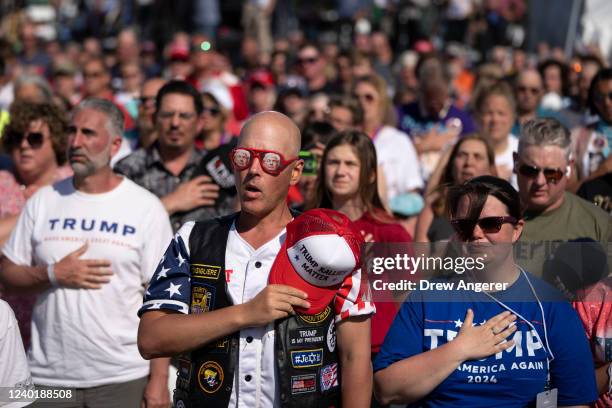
xmin=480 ymin=267 xmax=555 ymax=388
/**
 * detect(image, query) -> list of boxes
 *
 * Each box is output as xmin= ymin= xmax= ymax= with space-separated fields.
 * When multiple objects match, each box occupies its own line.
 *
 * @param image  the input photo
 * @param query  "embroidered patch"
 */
xmin=197 ymin=361 xmax=224 ymax=394
xmin=291 ymin=374 xmax=317 ymax=394
xmin=209 ymin=338 xmax=230 ymax=354
xmin=291 ymin=349 xmax=324 ymax=368
xmin=289 ymin=328 xmax=325 ymax=346
xmin=191 ymin=264 xmax=222 ymax=280
xmin=191 ymin=284 xmax=215 ymax=314
xmin=320 ymin=363 xmax=339 ymax=391
xmin=327 ymin=319 xmax=336 ymax=352
xmin=298 ymin=306 xmax=331 ymax=324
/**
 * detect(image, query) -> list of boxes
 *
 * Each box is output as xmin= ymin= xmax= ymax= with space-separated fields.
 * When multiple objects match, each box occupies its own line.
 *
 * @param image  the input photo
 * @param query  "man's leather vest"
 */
xmin=173 ymin=214 xmax=341 ymax=408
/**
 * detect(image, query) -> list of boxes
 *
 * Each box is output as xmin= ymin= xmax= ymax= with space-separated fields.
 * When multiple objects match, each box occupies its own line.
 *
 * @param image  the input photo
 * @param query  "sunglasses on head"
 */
xmin=451 ymin=216 xmax=518 ymax=239
xmin=6 ymin=131 xmax=45 ymax=149
xmin=517 ymin=164 xmax=565 ymax=183
xmin=229 ymin=147 xmax=299 ymax=175
xmin=202 ymin=106 xmax=221 ymax=116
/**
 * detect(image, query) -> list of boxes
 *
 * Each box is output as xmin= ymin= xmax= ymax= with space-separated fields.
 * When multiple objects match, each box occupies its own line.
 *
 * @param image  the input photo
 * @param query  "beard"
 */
xmin=69 ymin=146 xmax=111 ymax=178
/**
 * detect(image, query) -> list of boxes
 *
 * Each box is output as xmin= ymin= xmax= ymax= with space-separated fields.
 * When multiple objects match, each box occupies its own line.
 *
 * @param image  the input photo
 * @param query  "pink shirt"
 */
xmin=0 ymin=167 xmax=73 ymax=217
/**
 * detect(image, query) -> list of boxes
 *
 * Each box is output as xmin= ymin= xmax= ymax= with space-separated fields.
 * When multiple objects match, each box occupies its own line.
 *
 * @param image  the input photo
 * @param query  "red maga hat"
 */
xmin=269 ymin=208 xmax=364 ymax=315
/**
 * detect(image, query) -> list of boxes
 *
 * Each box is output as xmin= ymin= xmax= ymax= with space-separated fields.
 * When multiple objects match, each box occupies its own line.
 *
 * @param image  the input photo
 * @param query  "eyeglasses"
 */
xmin=594 ymin=91 xmax=612 ymax=104
xmin=158 ymin=111 xmax=197 ymax=121
xmin=202 ymin=106 xmax=221 ymax=116
xmin=354 ymin=93 xmax=376 ymax=103
xmin=517 ymin=86 xmax=541 ymax=95
xmin=5 ymin=131 xmax=44 ymax=149
xmin=517 ymin=163 xmax=565 ymax=183
xmin=298 ymin=56 xmax=319 ymax=65
xmin=451 ymin=216 xmax=518 ymax=239
xmin=229 ymin=147 xmax=298 ymax=175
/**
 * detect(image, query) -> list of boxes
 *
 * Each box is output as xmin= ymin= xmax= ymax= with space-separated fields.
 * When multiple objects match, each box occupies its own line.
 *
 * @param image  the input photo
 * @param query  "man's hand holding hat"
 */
xmin=241 ymin=285 xmax=311 ymax=327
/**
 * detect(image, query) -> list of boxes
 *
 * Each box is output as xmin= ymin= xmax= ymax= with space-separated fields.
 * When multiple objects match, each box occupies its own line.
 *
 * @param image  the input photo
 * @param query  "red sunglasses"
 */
xmin=229 ymin=147 xmax=299 ymax=175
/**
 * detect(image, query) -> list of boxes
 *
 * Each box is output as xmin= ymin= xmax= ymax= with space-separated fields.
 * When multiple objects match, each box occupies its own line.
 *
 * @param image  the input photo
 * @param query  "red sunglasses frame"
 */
xmin=229 ymin=147 xmax=299 ymax=175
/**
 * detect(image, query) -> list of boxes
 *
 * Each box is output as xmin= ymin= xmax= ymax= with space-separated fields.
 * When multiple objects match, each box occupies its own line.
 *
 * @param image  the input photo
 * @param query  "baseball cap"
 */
xmin=269 ymin=209 xmax=364 ymax=315
xmin=247 ymin=70 xmax=275 ymax=89
xmin=201 ymin=79 xmax=234 ymax=111
xmin=169 ymin=43 xmax=190 ymax=61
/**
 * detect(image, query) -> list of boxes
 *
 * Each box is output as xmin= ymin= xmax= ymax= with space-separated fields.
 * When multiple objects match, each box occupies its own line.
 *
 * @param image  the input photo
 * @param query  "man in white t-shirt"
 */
xmin=0 ymin=98 xmax=172 ymax=408
xmin=138 ymin=111 xmax=375 ymax=407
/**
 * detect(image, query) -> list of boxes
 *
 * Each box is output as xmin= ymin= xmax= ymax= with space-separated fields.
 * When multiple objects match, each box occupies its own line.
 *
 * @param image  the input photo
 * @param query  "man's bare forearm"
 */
xmin=0 ymin=257 xmax=50 ymax=295
xmin=138 ymin=305 xmax=251 ymax=359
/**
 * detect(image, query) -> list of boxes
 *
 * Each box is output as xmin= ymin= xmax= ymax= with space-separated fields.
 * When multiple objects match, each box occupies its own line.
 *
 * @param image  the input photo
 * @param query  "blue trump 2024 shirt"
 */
xmin=373 ymin=272 xmax=597 ymax=407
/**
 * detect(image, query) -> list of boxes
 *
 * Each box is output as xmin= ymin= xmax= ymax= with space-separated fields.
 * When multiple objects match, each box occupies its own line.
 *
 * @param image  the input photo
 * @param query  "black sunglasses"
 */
xmin=6 ymin=131 xmax=45 ymax=149
xmin=451 ymin=216 xmax=518 ymax=239
xmin=202 ymin=106 xmax=221 ymax=116
xmin=517 ymin=164 xmax=564 ymax=183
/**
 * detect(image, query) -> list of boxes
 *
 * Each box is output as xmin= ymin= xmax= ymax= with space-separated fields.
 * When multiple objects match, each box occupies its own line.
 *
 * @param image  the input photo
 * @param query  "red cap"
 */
xmin=247 ymin=69 xmax=275 ymax=88
xmin=269 ymin=209 xmax=363 ymax=315
xmin=414 ymin=39 xmax=434 ymax=54
xmin=169 ymin=44 xmax=190 ymax=61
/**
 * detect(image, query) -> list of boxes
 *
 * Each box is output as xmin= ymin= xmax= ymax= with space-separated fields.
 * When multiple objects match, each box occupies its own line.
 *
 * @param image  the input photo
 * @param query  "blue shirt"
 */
xmin=374 ymin=272 xmax=597 ymax=407
xmin=397 ymin=102 xmax=476 ymax=138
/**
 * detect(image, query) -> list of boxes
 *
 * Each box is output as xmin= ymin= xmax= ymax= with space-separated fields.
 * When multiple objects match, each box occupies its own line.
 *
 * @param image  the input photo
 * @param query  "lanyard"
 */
xmin=480 ymin=267 xmax=555 ymax=389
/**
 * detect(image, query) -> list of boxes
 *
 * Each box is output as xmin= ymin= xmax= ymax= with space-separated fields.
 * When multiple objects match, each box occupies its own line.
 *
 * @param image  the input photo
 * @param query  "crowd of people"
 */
xmin=0 ymin=1 xmax=611 ymax=407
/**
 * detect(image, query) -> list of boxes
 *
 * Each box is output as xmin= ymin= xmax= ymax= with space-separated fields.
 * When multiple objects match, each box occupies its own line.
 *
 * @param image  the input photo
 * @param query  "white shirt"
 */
xmin=0 ymin=300 xmax=32 ymax=408
xmin=148 ymin=220 xmax=375 ymax=408
xmin=495 ymin=135 xmax=519 ymax=189
xmin=373 ymin=126 xmax=424 ymax=200
xmin=2 ymin=177 xmax=172 ymax=387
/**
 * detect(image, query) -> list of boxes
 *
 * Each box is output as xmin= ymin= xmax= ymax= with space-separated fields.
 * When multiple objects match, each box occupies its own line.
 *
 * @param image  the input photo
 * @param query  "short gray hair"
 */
xmin=518 ymin=118 xmax=572 ymax=160
xmin=72 ymin=98 xmax=124 ymax=138
xmin=14 ymin=74 xmax=53 ymax=102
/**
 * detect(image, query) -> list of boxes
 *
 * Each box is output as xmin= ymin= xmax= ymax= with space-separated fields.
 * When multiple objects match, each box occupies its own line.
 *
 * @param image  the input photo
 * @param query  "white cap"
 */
xmin=200 ymin=79 xmax=234 ymax=111
xmin=286 ymin=234 xmax=356 ymax=287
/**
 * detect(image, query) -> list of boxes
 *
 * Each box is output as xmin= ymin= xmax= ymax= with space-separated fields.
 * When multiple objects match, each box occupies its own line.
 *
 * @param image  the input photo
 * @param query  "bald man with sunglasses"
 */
xmin=513 ymin=118 xmax=611 ymax=281
xmin=138 ymin=111 xmax=374 ymax=408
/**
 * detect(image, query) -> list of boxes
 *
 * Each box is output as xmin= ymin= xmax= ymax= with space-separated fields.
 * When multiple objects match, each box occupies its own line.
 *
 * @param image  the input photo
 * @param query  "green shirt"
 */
xmin=516 ymin=192 xmax=612 ymax=286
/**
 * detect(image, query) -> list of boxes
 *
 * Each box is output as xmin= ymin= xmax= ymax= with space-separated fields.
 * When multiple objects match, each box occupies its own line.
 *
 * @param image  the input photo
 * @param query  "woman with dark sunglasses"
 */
xmin=197 ymin=81 xmax=235 ymax=151
xmin=374 ymin=176 xmax=597 ymax=407
xmin=0 ymin=101 xmax=72 ymax=351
